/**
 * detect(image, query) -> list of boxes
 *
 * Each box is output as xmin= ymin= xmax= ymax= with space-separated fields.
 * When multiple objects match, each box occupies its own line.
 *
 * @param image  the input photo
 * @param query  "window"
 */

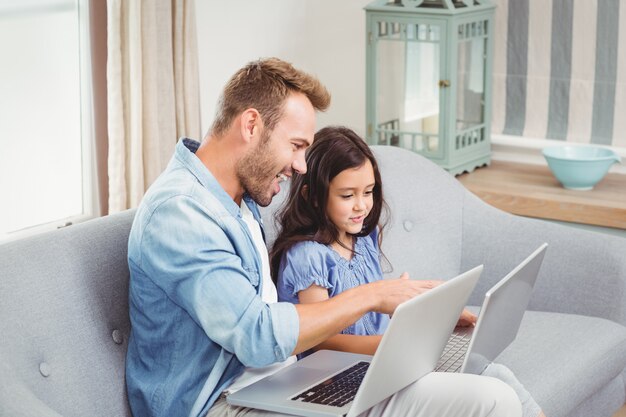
xmin=0 ymin=0 xmax=96 ymax=241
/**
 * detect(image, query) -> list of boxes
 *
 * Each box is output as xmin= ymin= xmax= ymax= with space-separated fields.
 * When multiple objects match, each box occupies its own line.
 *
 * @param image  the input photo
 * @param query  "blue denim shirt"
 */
xmin=126 ymin=138 xmax=299 ymax=417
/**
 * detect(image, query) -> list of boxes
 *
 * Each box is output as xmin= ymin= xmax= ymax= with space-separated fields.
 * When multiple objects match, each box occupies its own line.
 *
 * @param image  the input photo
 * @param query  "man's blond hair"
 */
xmin=210 ymin=58 xmax=331 ymax=137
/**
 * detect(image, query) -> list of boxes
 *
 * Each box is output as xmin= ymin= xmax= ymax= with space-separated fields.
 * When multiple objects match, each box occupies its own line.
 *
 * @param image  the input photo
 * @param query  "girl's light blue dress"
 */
xmin=277 ymin=229 xmax=389 ymax=336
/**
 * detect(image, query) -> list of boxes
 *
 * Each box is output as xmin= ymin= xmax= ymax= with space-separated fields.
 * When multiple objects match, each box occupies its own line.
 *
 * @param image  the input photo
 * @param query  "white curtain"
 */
xmin=106 ymin=0 xmax=201 ymax=213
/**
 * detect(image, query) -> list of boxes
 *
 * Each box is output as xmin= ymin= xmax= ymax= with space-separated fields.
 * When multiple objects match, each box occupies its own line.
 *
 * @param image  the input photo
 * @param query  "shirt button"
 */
xmin=274 ymin=345 xmax=282 ymax=358
xmin=112 ymin=329 xmax=124 ymax=344
xmin=39 ymin=362 xmax=51 ymax=377
xmin=403 ymin=220 xmax=414 ymax=232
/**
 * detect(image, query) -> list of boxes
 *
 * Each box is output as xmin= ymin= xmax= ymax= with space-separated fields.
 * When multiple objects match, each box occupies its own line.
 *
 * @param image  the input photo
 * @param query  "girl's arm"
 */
xmin=298 ymin=284 xmax=383 ymax=355
xmin=311 ymin=333 xmax=383 ymax=356
xmin=297 ymin=282 xmax=477 ymax=356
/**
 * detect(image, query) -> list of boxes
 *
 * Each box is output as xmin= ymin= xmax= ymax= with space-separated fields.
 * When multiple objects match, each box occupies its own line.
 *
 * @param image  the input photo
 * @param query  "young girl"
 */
xmin=271 ymin=125 xmax=473 ymax=354
xmin=270 ymin=126 xmax=544 ymax=417
xmin=271 ymin=125 xmax=400 ymax=354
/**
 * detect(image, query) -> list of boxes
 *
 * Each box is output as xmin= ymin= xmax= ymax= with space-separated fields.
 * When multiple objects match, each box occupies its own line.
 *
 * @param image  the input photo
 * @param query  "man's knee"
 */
xmin=478 ymin=376 xmax=522 ymax=417
xmin=422 ymin=373 xmax=522 ymax=417
xmin=387 ymin=373 xmax=522 ymax=417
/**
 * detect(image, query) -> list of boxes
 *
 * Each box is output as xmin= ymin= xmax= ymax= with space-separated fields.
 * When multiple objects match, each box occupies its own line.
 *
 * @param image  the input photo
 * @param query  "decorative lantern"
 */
xmin=365 ymin=0 xmax=495 ymax=175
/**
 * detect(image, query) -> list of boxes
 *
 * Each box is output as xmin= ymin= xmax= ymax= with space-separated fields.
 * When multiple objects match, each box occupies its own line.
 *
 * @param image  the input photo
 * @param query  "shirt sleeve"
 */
xmin=278 ymin=241 xmax=335 ymax=302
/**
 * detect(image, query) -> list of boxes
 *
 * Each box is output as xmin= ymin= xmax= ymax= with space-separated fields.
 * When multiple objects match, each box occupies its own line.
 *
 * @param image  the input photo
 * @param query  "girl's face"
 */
xmin=326 ymin=159 xmax=376 ymax=244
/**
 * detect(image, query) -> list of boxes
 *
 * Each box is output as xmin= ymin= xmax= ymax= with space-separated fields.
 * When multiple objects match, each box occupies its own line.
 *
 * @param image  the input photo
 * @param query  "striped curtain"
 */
xmin=492 ymin=0 xmax=626 ymax=148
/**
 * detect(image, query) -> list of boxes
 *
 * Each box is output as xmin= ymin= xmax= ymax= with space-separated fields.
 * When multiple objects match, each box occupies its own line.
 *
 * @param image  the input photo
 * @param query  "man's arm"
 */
xmin=292 ymin=274 xmax=427 ymax=354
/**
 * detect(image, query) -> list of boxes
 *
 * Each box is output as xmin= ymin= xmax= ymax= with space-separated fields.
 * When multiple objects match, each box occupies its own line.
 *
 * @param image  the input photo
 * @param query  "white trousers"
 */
xmin=206 ymin=372 xmax=522 ymax=417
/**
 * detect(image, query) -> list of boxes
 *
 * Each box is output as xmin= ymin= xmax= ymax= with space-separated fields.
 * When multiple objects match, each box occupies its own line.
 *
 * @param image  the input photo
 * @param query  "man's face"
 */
xmin=236 ymin=92 xmax=316 ymax=207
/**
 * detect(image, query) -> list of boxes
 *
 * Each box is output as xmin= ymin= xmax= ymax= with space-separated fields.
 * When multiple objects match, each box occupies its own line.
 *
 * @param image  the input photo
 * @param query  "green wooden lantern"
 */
xmin=365 ymin=0 xmax=495 ymax=175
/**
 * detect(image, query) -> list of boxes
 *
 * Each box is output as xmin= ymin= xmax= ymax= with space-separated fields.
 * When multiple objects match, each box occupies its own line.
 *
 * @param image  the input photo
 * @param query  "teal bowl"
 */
xmin=542 ymin=145 xmax=621 ymax=190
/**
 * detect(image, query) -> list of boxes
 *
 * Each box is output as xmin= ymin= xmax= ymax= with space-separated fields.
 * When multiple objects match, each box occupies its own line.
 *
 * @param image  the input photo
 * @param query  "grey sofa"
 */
xmin=0 ymin=145 xmax=624 ymax=417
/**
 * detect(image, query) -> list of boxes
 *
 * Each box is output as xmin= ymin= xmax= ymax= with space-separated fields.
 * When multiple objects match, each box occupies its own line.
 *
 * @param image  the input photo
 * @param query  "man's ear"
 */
xmin=240 ymin=108 xmax=261 ymax=143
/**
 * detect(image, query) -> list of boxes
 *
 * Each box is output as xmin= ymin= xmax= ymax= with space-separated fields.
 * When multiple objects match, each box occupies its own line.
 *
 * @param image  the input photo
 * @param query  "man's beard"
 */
xmin=236 ymin=132 xmax=280 ymax=207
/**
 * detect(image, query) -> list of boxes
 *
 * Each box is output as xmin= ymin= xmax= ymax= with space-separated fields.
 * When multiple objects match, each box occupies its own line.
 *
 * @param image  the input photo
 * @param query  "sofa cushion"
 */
xmin=0 ymin=360 xmax=63 ymax=417
xmin=566 ymin=376 xmax=626 ymax=417
xmin=497 ymin=311 xmax=626 ymax=417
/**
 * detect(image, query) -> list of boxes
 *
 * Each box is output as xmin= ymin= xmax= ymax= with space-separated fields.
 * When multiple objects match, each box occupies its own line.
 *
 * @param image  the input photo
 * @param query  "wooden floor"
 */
xmin=614 ymin=405 xmax=626 ymax=417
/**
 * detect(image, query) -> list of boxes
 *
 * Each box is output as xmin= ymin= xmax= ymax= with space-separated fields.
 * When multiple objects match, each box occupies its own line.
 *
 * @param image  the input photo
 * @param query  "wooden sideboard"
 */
xmin=457 ymin=161 xmax=626 ymax=230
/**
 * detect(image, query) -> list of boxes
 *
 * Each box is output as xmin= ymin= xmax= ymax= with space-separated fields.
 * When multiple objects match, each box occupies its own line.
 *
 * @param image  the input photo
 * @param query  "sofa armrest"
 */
xmin=461 ymin=191 xmax=626 ymax=326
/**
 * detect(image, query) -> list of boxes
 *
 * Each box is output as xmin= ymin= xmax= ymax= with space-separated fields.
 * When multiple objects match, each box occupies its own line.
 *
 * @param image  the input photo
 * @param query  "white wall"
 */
xmin=194 ymin=0 xmax=371 ymax=139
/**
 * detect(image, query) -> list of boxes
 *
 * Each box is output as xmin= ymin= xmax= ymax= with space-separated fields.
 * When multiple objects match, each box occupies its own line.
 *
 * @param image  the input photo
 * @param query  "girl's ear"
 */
xmin=301 ymin=184 xmax=319 ymax=207
xmin=300 ymin=184 xmax=309 ymax=200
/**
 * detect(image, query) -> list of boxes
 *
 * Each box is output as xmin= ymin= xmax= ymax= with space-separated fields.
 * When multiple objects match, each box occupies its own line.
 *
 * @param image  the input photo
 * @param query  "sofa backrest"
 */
xmin=0 ymin=210 xmax=136 ymax=417
xmin=261 ymin=145 xmax=468 ymax=281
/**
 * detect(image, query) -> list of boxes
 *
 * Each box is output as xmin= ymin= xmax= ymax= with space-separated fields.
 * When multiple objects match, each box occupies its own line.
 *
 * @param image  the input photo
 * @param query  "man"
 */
xmin=126 ymin=58 xmax=522 ymax=417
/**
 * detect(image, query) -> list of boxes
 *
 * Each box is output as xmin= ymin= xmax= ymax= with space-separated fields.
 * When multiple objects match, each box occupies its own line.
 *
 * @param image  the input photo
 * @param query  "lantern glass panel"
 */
xmin=375 ymin=21 xmax=442 ymax=154
xmin=456 ymin=25 xmax=486 ymax=133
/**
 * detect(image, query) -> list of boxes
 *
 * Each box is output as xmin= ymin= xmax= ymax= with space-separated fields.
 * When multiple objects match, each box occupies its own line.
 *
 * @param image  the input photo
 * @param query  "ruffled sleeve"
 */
xmin=367 ymin=227 xmax=380 ymax=251
xmin=277 ymin=241 xmax=336 ymax=304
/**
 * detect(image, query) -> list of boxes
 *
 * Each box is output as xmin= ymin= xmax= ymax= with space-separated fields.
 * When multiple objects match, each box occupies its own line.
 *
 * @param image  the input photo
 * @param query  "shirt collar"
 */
xmin=176 ymin=138 xmax=261 ymax=222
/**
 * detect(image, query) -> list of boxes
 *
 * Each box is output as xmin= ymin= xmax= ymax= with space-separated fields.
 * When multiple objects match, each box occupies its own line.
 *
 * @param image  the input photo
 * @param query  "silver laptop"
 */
xmin=435 ymin=243 xmax=548 ymax=374
xmin=227 ymin=265 xmax=483 ymax=417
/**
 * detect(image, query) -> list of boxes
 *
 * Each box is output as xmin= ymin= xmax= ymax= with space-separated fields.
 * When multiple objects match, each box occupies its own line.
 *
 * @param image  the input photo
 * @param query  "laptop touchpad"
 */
xmin=267 ymin=365 xmax=329 ymax=391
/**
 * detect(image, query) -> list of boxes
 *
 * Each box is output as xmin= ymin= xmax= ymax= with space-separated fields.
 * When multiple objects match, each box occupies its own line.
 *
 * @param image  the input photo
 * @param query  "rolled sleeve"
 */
xmin=221 ymin=286 xmax=299 ymax=367
xmin=268 ymin=302 xmax=299 ymax=361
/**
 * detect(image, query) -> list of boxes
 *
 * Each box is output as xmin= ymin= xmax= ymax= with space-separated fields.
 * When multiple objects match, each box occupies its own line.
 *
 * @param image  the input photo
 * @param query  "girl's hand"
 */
xmin=457 ymin=309 xmax=477 ymax=327
xmin=413 ymin=280 xmax=476 ymax=327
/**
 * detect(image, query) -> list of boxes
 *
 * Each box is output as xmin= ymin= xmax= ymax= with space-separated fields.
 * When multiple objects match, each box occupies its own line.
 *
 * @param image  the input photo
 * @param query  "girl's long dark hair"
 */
xmin=270 ymin=126 xmax=388 ymax=284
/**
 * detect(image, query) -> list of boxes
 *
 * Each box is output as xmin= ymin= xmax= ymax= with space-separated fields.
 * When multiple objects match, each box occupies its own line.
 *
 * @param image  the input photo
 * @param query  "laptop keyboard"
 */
xmin=290 ymin=361 xmax=369 ymax=407
xmin=435 ymin=331 xmax=471 ymax=372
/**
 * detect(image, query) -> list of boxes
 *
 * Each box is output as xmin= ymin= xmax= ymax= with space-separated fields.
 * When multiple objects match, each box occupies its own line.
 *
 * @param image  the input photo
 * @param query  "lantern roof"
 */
xmin=365 ymin=0 xmax=494 ymax=15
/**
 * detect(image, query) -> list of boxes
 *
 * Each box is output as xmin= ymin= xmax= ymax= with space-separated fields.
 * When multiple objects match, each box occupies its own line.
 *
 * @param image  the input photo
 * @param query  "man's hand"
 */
xmin=415 ymin=279 xmax=445 ymax=290
xmin=370 ymin=277 xmax=476 ymax=327
xmin=369 ymin=273 xmax=433 ymax=314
